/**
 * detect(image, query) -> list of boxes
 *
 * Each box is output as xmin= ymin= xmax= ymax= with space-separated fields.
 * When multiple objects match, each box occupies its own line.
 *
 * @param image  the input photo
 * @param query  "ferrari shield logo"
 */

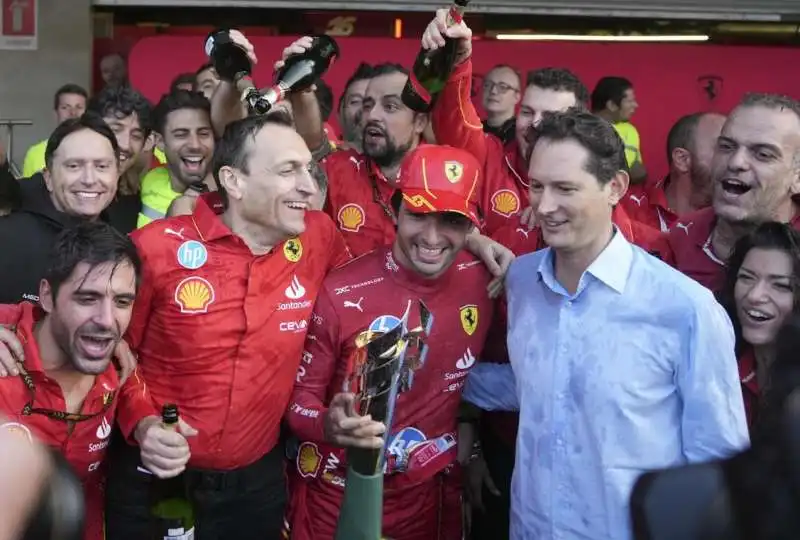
xmin=284 ymin=238 xmax=303 ymax=263
xmin=459 ymin=305 xmax=478 ymax=336
xmin=444 ymin=161 xmax=464 ymax=183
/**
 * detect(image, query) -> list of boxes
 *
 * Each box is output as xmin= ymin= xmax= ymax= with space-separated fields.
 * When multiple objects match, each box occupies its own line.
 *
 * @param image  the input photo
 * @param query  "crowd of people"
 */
xmin=0 ymin=5 xmax=798 ymax=540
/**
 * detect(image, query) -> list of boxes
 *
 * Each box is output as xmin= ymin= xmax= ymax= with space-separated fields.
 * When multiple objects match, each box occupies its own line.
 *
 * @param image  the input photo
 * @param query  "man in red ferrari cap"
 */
xmin=284 ymin=144 xmax=495 ymax=540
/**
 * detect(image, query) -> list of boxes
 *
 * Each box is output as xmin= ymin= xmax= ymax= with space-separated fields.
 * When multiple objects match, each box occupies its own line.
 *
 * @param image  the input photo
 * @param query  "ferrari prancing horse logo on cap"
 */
xmin=444 ymin=161 xmax=464 ymax=183
xmin=460 ymin=305 xmax=478 ymax=336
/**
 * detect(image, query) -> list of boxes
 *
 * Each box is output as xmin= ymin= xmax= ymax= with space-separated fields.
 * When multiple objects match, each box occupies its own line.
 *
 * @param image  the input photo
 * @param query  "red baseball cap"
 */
xmin=398 ymin=144 xmax=481 ymax=226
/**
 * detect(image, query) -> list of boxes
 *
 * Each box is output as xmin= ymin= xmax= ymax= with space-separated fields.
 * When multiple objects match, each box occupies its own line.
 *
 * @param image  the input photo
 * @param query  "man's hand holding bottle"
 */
xmin=421 ymin=7 xmax=473 ymax=66
xmin=135 ymin=415 xmax=198 ymax=479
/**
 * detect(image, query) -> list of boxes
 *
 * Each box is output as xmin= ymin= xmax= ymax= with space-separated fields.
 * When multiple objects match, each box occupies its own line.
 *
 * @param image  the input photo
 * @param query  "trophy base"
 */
xmin=334 ymin=466 xmax=384 ymax=540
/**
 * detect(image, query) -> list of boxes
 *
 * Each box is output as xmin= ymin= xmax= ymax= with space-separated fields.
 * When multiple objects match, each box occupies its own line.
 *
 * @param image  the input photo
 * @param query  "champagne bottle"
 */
xmin=204 ymin=29 xmax=269 ymax=114
xmin=401 ymin=0 xmax=471 ymax=113
xmin=256 ymin=35 xmax=340 ymax=114
xmin=150 ymin=404 xmax=195 ymax=540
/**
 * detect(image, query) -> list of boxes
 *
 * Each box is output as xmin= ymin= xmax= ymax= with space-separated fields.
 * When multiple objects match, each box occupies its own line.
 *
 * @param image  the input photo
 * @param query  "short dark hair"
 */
xmin=315 ymin=80 xmax=334 ymax=122
xmin=371 ymin=63 xmax=409 ymax=78
xmin=719 ymin=221 xmax=800 ymax=355
xmin=212 ymin=111 xmax=294 ymax=207
xmin=45 ymin=113 xmax=120 ymax=170
xmin=152 ymin=90 xmax=211 ymax=135
xmin=532 ymin=109 xmax=626 ymax=185
xmin=527 ymin=68 xmax=590 ymax=107
xmin=666 ymin=113 xmax=704 ymax=164
xmin=739 ymin=93 xmax=800 ymax=123
xmin=43 ymin=221 xmax=142 ymax=301
xmin=170 ymin=72 xmax=198 ymax=93
xmin=53 ymin=84 xmax=88 ymax=110
xmin=591 ymin=76 xmax=633 ymax=112
xmin=339 ymin=62 xmax=374 ymax=109
xmin=88 ymin=85 xmax=153 ymax=135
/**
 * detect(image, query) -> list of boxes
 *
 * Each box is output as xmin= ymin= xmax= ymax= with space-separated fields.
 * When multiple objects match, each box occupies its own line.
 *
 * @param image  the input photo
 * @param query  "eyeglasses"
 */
xmin=483 ymin=81 xmax=519 ymax=94
xmin=14 ymin=330 xmax=115 ymax=423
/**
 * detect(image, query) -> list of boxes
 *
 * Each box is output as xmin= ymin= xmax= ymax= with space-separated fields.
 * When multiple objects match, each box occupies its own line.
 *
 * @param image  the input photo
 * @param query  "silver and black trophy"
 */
xmin=334 ymin=300 xmax=433 ymax=540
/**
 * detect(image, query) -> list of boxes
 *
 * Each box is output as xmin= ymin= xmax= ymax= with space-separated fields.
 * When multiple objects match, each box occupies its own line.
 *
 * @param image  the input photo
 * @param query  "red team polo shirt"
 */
xmin=124 ymin=195 xmax=351 ymax=470
xmin=0 ymin=302 xmax=154 ymax=540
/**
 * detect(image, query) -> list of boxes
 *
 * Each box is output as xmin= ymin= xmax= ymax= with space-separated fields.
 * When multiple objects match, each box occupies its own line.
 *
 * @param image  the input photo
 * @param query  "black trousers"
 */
xmin=105 ymin=431 xmax=286 ymax=540
xmin=469 ymin=429 xmax=515 ymax=540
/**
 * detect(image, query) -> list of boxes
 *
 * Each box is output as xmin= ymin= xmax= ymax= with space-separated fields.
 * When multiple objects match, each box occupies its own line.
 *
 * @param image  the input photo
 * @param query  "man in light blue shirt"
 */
xmin=464 ymin=110 xmax=749 ymax=540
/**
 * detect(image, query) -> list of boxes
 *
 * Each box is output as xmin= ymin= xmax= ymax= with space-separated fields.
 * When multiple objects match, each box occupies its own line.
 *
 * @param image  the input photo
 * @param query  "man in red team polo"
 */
xmin=284 ymin=144 xmax=495 ymax=540
xmin=209 ymin=33 xmax=515 ymax=282
xmin=621 ymin=112 xmax=725 ymax=233
xmin=0 ymin=222 xmax=192 ymax=540
xmin=104 ymin=112 xmax=351 ymax=540
xmin=653 ymin=93 xmax=800 ymax=291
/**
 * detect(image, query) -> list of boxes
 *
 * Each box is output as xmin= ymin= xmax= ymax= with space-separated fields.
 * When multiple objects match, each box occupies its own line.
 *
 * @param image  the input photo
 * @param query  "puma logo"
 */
xmin=164 ymin=227 xmax=185 ymax=240
xmin=349 ymin=156 xmax=364 ymax=172
xmin=676 ymin=222 xmax=693 ymax=235
xmin=343 ymin=297 xmax=364 ymax=312
xmin=629 ymin=194 xmax=645 ymax=206
xmin=516 ymin=228 xmax=530 ymax=239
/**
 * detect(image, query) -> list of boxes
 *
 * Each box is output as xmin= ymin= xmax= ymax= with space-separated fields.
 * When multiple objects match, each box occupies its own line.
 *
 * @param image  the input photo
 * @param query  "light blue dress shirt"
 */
xmin=464 ymin=230 xmax=749 ymax=540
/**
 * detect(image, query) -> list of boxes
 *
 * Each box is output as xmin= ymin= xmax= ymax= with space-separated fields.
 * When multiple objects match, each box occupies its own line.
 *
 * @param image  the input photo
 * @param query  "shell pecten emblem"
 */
xmin=444 ymin=160 xmax=464 ymax=183
xmin=174 ymin=276 xmax=215 ymax=314
xmin=490 ymin=189 xmax=521 ymax=218
xmin=296 ymin=441 xmax=323 ymax=478
xmin=338 ymin=203 xmax=365 ymax=233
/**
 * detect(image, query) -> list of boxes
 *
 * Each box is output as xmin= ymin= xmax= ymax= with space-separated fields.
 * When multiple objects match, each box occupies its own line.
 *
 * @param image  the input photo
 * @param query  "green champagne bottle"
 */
xmin=150 ymin=404 xmax=196 ymax=540
xmin=401 ymin=0 xmax=471 ymax=113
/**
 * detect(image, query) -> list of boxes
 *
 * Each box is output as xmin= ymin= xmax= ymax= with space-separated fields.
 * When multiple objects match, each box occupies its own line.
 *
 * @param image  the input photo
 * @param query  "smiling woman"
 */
xmin=718 ymin=221 xmax=800 ymax=431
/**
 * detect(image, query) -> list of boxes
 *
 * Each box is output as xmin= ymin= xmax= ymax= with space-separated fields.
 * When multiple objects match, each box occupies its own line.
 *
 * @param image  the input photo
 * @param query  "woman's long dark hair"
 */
xmin=717 ymin=222 xmax=800 ymax=356
xmin=725 ymin=314 xmax=800 ymax=539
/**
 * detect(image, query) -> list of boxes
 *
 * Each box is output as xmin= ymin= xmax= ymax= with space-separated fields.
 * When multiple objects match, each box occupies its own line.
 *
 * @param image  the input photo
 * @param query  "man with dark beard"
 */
xmin=622 ymin=112 xmax=725 ymax=233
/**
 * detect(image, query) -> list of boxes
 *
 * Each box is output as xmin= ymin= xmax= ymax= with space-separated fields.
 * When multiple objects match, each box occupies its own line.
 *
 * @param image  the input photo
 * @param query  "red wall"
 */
xmin=129 ymin=36 xmax=800 ymax=179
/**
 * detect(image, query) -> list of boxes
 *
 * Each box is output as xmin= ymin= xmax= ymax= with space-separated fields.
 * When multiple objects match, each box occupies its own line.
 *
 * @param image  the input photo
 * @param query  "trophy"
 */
xmin=334 ymin=299 xmax=433 ymax=540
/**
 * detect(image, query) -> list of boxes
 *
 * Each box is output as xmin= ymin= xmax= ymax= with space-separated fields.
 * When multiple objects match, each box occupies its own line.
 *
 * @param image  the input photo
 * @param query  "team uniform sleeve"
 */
xmin=679 ymin=295 xmax=749 ymax=462
xmin=285 ymin=287 xmax=342 ymax=443
xmin=125 ymin=234 xmax=157 ymax=352
xmin=115 ymin=367 xmax=160 ymax=440
xmin=431 ymin=58 xmax=489 ymax=167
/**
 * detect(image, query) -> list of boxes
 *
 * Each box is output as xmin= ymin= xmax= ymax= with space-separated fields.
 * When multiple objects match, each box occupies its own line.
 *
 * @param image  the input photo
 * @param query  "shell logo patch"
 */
xmin=338 ymin=203 xmax=365 ymax=233
xmin=174 ymin=277 xmax=215 ymax=314
xmin=491 ymin=189 xmax=520 ymax=218
xmin=284 ymin=238 xmax=303 ymax=263
xmin=444 ymin=161 xmax=464 ymax=183
xmin=297 ymin=441 xmax=323 ymax=479
xmin=460 ymin=305 xmax=479 ymax=336
xmin=1 ymin=422 xmax=32 ymax=443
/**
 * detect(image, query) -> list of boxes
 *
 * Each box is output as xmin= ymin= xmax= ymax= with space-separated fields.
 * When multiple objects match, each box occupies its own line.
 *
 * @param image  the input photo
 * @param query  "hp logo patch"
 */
xmin=386 ymin=427 xmax=426 ymax=457
xmin=177 ymin=240 xmax=208 ymax=270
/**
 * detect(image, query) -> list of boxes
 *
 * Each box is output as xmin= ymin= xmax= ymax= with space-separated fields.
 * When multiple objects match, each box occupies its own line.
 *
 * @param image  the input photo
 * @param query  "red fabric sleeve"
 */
xmin=431 ymin=59 xmax=488 ymax=166
xmin=0 ymin=304 xmax=22 ymax=325
xmin=115 ymin=366 xmax=159 ymax=440
xmin=285 ymin=287 xmax=341 ymax=444
xmin=125 ymin=235 xmax=156 ymax=352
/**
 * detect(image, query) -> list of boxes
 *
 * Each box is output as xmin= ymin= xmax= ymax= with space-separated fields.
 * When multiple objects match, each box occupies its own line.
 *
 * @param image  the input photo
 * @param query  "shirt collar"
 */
xmin=537 ymin=227 xmax=633 ymax=295
xmin=190 ymin=193 xmax=233 ymax=243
